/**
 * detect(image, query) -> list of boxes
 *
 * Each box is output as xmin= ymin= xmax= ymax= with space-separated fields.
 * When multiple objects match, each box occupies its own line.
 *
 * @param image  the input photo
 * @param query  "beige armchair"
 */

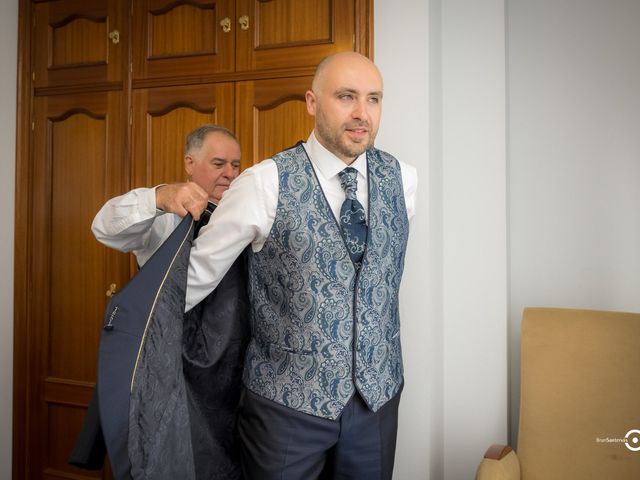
xmin=477 ymin=308 xmax=640 ymax=480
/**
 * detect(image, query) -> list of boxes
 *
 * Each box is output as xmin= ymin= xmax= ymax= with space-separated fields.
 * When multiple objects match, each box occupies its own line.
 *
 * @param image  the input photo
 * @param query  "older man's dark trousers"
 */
xmin=238 ymin=387 xmax=402 ymax=480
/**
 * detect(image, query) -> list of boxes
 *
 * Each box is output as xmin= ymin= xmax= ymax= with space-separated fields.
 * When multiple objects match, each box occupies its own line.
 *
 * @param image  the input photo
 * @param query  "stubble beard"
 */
xmin=315 ymin=110 xmax=377 ymax=162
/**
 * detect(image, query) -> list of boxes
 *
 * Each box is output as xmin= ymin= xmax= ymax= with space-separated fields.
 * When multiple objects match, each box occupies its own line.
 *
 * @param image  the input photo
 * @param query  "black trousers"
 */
xmin=238 ymin=387 xmax=402 ymax=480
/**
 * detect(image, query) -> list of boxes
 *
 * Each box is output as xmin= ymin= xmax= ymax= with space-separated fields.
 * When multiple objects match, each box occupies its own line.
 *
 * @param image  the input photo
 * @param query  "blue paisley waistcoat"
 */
xmin=245 ymin=143 xmax=409 ymax=420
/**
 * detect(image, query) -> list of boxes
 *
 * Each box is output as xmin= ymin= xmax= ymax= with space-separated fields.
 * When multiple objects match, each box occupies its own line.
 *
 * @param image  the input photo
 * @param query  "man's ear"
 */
xmin=184 ymin=154 xmax=194 ymax=176
xmin=305 ymin=90 xmax=317 ymax=116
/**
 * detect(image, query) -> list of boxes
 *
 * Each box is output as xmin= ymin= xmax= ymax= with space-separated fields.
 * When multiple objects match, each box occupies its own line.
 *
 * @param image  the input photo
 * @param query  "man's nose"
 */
xmin=352 ymin=99 xmax=370 ymax=122
xmin=222 ymin=162 xmax=236 ymax=178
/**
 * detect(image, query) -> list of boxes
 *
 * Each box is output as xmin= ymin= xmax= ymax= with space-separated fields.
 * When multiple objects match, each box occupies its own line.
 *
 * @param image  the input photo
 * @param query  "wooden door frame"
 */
xmin=12 ymin=0 xmax=374 ymax=477
xmin=356 ymin=0 xmax=375 ymax=58
xmin=13 ymin=0 xmax=33 ymax=476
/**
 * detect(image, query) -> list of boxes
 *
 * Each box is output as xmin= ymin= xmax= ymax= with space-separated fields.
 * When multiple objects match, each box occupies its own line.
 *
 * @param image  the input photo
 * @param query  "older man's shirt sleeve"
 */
xmin=185 ymin=159 xmax=278 ymax=311
xmin=91 ymin=186 xmax=177 ymax=266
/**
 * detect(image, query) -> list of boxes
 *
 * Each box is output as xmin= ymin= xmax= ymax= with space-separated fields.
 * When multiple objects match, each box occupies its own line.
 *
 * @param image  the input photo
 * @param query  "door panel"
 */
xmin=254 ymin=1 xmax=332 ymax=45
xmin=132 ymin=83 xmax=235 ymax=187
xmin=236 ymin=0 xmax=356 ymax=71
xmin=47 ymin=403 xmax=102 ymax=478
xmin=29 ymin=91 xmax=128 ymax=479
xmin=236 ymin=76 xmax=315 ymax=168
xmin=48 ymin=112 xmax=112 ymax=381
xmin=33 ymin=0 xmax=127 ymax=88
xmin=132 ymin=0 xmax=235 ymax=80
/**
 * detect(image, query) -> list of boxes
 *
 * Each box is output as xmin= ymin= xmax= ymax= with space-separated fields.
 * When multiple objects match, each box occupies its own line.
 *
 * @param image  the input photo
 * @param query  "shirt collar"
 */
xmin=305 ymin=131 xmax=368 ymax=181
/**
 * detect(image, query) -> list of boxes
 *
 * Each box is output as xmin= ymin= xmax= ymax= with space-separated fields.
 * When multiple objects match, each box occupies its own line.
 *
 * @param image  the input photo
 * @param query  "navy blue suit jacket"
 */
xmin=70 ymin=206 xmax=249 ymax=479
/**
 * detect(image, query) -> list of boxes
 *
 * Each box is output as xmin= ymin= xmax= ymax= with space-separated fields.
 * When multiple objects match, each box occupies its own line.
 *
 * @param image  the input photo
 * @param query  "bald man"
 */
xmin=185 ymin=53 xmax=417 ymax=479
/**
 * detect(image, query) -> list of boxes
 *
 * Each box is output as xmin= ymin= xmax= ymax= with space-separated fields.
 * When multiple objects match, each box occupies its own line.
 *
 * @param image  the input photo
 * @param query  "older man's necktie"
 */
xmin=338 ymin=167 xmax=367 ymax=269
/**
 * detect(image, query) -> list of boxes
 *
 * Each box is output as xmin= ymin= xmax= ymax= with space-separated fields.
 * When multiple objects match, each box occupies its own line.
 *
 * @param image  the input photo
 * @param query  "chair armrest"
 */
xmin=476 ymin=444 xmax=521 ymax=480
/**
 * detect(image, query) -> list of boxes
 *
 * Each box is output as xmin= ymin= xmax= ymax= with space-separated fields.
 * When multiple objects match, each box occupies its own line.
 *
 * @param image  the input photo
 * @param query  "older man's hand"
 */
xmin=155 ymin=182 xmax=209 ymax=220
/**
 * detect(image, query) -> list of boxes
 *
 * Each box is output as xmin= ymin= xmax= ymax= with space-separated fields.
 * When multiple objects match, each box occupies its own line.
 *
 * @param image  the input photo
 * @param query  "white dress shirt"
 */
xmin=186 ymin=132 xmax=417 ymax=311
xmin=91 ymin=187 xmax=180 ymax=267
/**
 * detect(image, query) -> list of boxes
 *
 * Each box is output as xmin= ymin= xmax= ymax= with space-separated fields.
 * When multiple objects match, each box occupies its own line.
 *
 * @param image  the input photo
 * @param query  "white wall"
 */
xmin=507 ymin=0 xmax=640 ymax=444
xmin=0 ymin=0 xmax=18 ymax=477
xmin=440 ymin=1 xmax=509 ymax=477
xmin=374 ymin=1 xmax=434 ymax=478
xmin=378 ymin=2 xmax=640 ymax=477
xmin=376 ymin=1 xmax=509 ymax=478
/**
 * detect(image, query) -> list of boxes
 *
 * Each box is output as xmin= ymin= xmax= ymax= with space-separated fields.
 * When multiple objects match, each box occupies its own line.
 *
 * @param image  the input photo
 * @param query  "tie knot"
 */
xmin=338 ymin=167 xmax=358 ymax=199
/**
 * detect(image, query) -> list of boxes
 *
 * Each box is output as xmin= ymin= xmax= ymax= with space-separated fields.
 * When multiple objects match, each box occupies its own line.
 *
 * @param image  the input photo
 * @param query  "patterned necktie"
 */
xmin=338 ymin=167 xmax=367 ymax=268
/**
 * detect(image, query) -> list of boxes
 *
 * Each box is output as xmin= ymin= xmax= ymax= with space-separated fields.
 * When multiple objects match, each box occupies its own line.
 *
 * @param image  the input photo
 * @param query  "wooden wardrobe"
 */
xmin=13 ymin=0 xmax=373 ymax=477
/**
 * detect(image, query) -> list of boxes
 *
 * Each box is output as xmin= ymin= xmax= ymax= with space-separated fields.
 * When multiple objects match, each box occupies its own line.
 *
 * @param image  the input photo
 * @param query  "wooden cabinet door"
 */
xmin=132 ymin=0 xmax=235 ymax=81
xmin=236 ymin=76 xmax=315 ymax=168
xmin=33 ymin=0 xmax=128 ymax=89
xmin=16 ymin=0 xmax=372 ymax=475
xmin=27 ymin=91 xmax=129 ymax=479
xmin=132 ymin=83 xmax=235 ymax=186
xmin=235 ymin=0 xmax=356 ymax=72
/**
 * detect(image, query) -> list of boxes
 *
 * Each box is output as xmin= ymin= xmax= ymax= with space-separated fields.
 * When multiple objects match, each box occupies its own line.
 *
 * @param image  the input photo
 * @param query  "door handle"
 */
xmin=220 ymin=17 xmax=231 ymax=33
xmin=108 ymin=30 xmax=120 ymax=44
xmin=106 ymin=283 xmax=117 ymax=297
xmin=238 ymin=15 xmax=250 ymax=31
